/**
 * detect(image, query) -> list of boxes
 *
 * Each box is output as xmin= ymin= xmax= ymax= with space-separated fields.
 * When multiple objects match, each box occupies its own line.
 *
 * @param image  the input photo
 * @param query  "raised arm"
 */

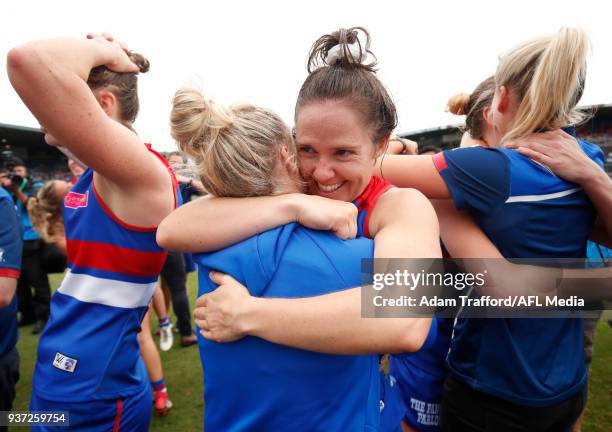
xmin=195 ymin=189 xmax=440 ymax=354
xmin=157 ymin=193 xmax=358 ymax=252
xmin=7 ymin=36 xmax=173 ymax=225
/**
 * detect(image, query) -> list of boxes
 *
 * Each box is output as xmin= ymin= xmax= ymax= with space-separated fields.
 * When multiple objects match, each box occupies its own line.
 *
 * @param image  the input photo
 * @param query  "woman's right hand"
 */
xmin=195 ymin=271 xmax=254 ymax=343
xmin=86 ymin=32 xmax=139 ymax=73
xmin=290 ymin=194 xmax=358 ymax=240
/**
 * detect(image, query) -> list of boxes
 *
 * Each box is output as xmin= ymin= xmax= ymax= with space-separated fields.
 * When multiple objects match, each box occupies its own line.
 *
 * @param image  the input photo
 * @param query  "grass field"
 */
xmin=11 ymin=273 xmax=612 ymax=431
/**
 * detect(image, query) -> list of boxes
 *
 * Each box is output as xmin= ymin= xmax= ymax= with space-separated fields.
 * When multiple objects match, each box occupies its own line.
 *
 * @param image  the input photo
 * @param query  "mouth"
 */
xmin=314 ymin=181 xmax=344 ymax=194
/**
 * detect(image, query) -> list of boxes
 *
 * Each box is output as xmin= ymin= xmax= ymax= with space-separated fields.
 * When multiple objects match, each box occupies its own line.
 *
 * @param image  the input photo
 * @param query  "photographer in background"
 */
xmin=0 ymin=157 xmax=51 ymax=334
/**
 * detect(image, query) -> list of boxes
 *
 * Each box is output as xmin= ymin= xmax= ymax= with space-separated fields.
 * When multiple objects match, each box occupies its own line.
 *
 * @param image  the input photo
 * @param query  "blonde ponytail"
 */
xmin=496 ymin=27 xmax=590 ymax=143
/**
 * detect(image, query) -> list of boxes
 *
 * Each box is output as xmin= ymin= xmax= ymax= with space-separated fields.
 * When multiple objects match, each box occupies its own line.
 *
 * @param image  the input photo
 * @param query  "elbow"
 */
xmin=0 ymin=279 xmax=17 ymax=308
xmin=0 ymin=296 xmax=11 ymax=308
xmin=156 ymin=220 xmax=175 ymax=251
xmin=156 ymin=218 xmax=191 ymax=252
xmin=393 ymin=318 xmax=432 ymax=353
xmin=7 ymin=44 xmax=36 ymax=76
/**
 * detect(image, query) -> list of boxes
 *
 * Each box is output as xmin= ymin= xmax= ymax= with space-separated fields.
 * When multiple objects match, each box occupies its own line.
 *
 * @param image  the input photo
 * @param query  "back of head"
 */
xmin=447 ymin=76 xmax=495 ymax=140
xmin=28 ymin=181 xmax=64 ymax=243
xmin=296 ymin=26 xmax=397 ymax=143
xmin=170 ymin=88 xmax=293 ymax=197
xmin=87 ymin=51 xmax=150 ymax=126
xmin=495 ymin=27 xmax=589 ymax=142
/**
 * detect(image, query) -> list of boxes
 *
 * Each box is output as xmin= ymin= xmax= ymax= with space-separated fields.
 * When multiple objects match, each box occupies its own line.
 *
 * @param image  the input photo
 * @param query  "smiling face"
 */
xmin=295 ymin=100 xmax=385 ymax=202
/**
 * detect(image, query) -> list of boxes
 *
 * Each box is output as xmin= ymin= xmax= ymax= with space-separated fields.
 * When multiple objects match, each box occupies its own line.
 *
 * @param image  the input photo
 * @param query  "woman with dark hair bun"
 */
xmin=160 ymin=26 xmax=440 ymax=351
xmin=8 ymin=33 xmax=176 ymax=430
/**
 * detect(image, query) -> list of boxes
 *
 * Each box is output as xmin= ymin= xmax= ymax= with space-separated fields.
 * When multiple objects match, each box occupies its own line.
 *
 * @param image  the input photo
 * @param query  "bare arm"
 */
xmin=375 ymin=154 xmax=451 ymax=198
xmin=0 ymin=278 xmax=17 ymax=308
xmin=198 ymin=275 xmax=431 ymax=355
xmin=157 ymin=193 xmax=358 ymax=252
xmin=196 ymin=189 xmax=441 ymax=354
xmin=7 ymin=37 xmax=173 ymax=225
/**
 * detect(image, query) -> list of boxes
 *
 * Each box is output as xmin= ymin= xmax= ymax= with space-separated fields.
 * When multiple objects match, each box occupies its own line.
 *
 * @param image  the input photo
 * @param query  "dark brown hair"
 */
xmin=447 ymin=76 xmax=495 ymax=139
xmin=295 ymin=27 xmax=397 ymax=144
xmin=87 ymin=52 xmax=150 ymax=126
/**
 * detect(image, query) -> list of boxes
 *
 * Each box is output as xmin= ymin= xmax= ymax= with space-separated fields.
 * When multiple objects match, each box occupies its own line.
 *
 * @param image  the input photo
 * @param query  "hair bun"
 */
xmin=128 ymin=52 xmax=150 ymax=73
xmin=307 ymin=26 xmax=377 ymax=73
xmin=170 ymin=88 xmax=234 ymax=161
xmin=446 ymin=93 xmax=471 ymax=115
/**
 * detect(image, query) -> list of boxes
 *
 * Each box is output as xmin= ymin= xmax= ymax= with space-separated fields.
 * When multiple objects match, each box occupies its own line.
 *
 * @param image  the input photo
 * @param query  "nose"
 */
xmin=312 ymin=158 xmax=335 ymax=183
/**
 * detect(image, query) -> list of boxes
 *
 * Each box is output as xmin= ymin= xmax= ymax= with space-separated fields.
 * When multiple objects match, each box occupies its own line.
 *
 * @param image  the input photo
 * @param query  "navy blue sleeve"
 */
xmin=433 ymin=147 xmax=511 ymax=213
xmin=0 ymin=196 xmax=23 ymax=278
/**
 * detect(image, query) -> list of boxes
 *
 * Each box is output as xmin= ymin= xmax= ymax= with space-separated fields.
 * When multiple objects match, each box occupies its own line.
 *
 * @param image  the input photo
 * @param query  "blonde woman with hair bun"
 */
xmin=162 ymin=86 xmax=436 ymax=431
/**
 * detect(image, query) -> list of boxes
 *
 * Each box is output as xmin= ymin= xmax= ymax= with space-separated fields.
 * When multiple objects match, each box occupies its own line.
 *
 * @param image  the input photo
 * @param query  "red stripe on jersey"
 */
xmin=113 ymin=399 xmax=123 ymax=432
xmin=67 ymin=239 xmax=166 ymax=277
xmin=432 ymin=152 xmax=448 ymax=171
xmin=90 ymin=145 xmax=178 ymax=232
xmin=0 ymin=268 xmax=20 ymax=279
xmin=355 ymin=176 xmax=393 ymax=238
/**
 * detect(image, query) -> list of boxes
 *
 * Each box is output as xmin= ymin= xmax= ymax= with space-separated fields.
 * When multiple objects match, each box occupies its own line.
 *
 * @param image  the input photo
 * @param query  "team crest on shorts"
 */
xmin=64 ymin=191 xmax=89 ymax=209
xmin=53 ymin=352 xmax=78 ymax=373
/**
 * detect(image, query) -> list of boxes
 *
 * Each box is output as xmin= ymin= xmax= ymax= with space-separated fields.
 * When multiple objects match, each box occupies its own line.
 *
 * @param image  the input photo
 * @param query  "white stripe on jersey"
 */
xmin=505 ymin=187 xmax=582 ymax=204
xmin=58 ymin=270 xmax=156 ymax=308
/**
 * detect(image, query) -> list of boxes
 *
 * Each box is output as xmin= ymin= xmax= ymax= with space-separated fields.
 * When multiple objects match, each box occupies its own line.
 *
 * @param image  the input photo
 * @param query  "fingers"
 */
xmin=514 ymin=147 xmax=553 ymax=166
xmin=209 ymin=270 xmax=236 ymax=285
xmin=195 ymin=294 xmax=207 ymax=308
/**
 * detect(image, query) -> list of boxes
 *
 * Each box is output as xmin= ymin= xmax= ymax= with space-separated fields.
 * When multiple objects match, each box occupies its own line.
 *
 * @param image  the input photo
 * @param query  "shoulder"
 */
xmin=377 ymin=187 xmax=431 ymax=209
xmin=372 ymin=187 xmax=437 ymax=230
xmin=435 ymin=146 xmax=510 ymax=170
xmin=578 ymin=139 xmax=605 ymax=167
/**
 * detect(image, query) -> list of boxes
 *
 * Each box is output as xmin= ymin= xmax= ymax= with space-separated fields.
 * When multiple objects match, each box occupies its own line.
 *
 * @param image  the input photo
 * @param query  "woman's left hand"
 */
xmin=194 ymin=271 xmax=254 ymax=343
xmin=506 ymin=129 xmax=599 ymax=184
xmin=86 ymin=32 xmax=139 ymax=74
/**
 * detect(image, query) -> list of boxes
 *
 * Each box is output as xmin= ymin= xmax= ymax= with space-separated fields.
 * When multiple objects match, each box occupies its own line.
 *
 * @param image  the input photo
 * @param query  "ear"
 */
xmin=496 ymin=85 xmax=510 ymax=113
xmin=95 ymin=90 xmax=117 ymax=117
xmin=280 ymin=144 xmax=298 ymax=176
xmin=374 ymin=136 xmax=389 ymax=161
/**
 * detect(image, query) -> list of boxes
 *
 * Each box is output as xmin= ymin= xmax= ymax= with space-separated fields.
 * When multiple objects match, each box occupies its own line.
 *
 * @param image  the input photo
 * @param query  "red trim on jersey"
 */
xmin=354 ymin=176 xmax=394 ymax=238
xmin=90 ymin=146 xmax=178 ymax=232
xmin=432 ymin=152 xmax=448 ymax=171
xmin=91 ymin=183 xmax=157 ymax=232
xmin=147 ymin=144 xmax=179 ymax=209
xmin=0 ymin=268 xmax=20 ymax=279
xmin=113 ymin=399 xmax=123 ymax=432
xmin=67 ymin=239 xmax=166 ymax=277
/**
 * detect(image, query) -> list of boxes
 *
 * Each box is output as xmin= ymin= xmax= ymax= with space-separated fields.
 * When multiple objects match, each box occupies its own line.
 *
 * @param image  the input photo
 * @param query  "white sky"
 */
xmin=1 ymin=0 xmax=611 ymax=151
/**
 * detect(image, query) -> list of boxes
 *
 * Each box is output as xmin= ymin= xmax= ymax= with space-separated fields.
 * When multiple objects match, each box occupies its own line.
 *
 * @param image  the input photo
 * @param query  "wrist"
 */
xmin=238 ymin=296 xmax=263 ymax=337
xmin=579 ymin=163 xmax=607 ymax=190
xmin=283 ymin=193 xmax=303 ymax=223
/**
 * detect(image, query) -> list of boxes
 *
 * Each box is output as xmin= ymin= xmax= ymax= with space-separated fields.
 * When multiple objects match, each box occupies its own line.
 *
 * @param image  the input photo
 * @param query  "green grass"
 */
xmin=13 ymin=272 xmax=203 ymax=431
xmin=12 ymin=275 xmax=612 ymax=431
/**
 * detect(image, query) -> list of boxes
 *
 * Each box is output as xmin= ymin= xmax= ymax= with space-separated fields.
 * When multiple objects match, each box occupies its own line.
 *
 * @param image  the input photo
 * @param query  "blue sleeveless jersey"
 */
xmin=432 ymin=139 xmax=604 ymax=406
xmin=32 ymin=153 xmax=175 ymax=402
xmin=194 ymin=224 xmax=379 ymax=431
xmin=0 ymin=187 xmax=22 ymax=356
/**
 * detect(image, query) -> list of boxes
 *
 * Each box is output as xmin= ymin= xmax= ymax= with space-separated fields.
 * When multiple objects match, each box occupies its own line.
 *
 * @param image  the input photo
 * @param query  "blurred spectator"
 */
xmin=0 ymin=158 xmax=51 ymax=334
